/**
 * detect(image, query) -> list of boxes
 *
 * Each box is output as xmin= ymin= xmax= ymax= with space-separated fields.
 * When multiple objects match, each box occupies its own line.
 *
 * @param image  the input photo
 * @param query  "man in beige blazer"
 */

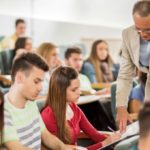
xmin=116 ymin=1 xmax=150 ymax=133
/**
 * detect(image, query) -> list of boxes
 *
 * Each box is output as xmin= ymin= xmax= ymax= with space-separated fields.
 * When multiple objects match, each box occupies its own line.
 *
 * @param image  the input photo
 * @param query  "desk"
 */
xmin=77 ymin=94 xmax=111 ymax=105
xmin=92 ymin=83 xmax=111 ymax=90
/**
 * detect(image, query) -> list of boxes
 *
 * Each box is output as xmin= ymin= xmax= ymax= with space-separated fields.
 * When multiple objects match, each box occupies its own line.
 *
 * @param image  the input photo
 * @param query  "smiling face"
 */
xmin=133 ymin=13 xmax=150 ymax=41
xmin=16 ymin=66 xmax=45 ymax=100
xmin=66 ymin=78 xmax=80 ymax=103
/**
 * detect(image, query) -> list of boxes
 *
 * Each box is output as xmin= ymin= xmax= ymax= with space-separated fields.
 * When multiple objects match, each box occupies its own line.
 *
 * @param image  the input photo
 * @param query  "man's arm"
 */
xmin=5 ymin=141 xmax=33 ymax=150
xmin=116 ymin=28 xmax=135 ymax=132
xmin=41 ymin=128 xmax=70 ymax=150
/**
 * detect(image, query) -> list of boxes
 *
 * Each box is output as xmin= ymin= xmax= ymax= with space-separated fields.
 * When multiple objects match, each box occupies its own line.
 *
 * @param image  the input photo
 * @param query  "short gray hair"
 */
xmin=133 ymin=1 xmax=150 ymax=17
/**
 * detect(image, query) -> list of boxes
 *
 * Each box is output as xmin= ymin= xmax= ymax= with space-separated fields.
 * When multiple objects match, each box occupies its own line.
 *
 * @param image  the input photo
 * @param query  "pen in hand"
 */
xmin=107 ymin=126 xmax=116 ymax=132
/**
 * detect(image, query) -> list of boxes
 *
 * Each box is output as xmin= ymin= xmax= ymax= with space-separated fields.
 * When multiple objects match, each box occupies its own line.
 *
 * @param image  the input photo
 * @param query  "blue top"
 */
xmin=139 ymin=38 xmax=150 ymax=67
xmin=129 ymin=84 xmax=145 ymax=102
xmin=81 ymin=61 xmax=119 ymax=83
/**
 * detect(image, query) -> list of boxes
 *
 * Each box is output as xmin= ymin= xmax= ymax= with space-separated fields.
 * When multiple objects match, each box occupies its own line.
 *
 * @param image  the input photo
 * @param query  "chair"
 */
xmin=111 ymin=80 xmax=138 ymax=119
xmin=0 ymin=49 xmax=15 ymax=74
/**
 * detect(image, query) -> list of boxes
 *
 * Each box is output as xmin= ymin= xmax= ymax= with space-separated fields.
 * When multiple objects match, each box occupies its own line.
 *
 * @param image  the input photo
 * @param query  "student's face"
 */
xmin=66 ymin=79 xmax=80 ymax=103
xmin=96 ymin=42 xmax=108 ymax=61
xmin=139 ymin=135 xmax=150 ymax=150
xmin=19 ymin=67 xmax=44 ymax=100
xmin=66 ymin=53 xmax=83 ymax=72
xmin=16 ymin=23 xmax=26 ymax=36
xmin=47 ymin=49 xmax=60 ymax=68
xmin=25 ymin=39 xmax=32 ymax=52
xmin=133 ymin=13 xmax=150 ymax=41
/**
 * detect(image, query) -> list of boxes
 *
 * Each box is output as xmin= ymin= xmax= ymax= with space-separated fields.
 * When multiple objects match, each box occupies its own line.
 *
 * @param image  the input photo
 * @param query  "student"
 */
xmin=14 ymin=37 xmax=33 ymax=54
xmin=3 ymin=53 xmax=72 ymax=150
xmin=36 ymin=42 xmax=62 ymax=96
xmin=0 ymin=90 xmax=4 ymax=146
xmin=128 ymin=72 xmax=147 ymax=113
xmin=136 ymin=102 xmax=150 ymax=150
xmin=0 ymin=19 xmax=26 ymax=50
xmin=65 ymin=47 xmax=109 ymax=95
xmin=41 ymin=66 xmax=121 ymax=150
xmin=82 ymin=40 xmax=117 ymax=83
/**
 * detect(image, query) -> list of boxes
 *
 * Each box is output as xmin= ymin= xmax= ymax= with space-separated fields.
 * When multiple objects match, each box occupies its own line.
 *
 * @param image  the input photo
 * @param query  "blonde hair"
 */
xmin=37 ymin=42 xmax=57 ymax=62
xmin=88 ymin=40 xmax=114 ymax=82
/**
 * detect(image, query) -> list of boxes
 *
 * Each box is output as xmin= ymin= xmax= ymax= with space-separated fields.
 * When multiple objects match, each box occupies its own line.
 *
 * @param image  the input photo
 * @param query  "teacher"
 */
xmin=116 ymin=1 xmax=150 ymax=133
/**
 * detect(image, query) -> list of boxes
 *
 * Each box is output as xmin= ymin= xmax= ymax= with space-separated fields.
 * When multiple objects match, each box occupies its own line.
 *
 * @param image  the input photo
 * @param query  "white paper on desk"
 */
xmin=121 ymin=121 xmax=139 ymax=139
xmin=77 ymin=94 xmax=110 ymax=105
xmin=99 ymin=121 xmax=139 ymax=150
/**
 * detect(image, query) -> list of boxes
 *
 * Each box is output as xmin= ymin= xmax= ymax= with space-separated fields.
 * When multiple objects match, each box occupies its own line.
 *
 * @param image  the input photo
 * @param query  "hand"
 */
xmin=95 ymin=87 xmax=110 ymax=95
xmin=102 ymin=133 xmax=121 ymax=146
xmin=116 ymin=106 xmax=133 ymax=133
xmin=65 ymin=145 xmax=87 ymax=150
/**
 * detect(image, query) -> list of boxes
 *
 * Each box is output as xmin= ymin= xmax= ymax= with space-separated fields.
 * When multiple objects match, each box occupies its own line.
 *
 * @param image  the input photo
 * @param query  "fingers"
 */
xmin=128 ymin=115 xmax=133 ymax=124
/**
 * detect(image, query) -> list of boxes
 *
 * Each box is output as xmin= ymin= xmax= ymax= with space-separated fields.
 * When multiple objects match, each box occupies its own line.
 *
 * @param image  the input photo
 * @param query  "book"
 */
xmin=99 ymin=121 xmax=139 ymax=150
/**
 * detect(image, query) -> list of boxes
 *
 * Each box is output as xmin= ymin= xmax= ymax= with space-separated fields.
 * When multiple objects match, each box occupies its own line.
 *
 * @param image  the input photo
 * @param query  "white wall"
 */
xmin=0 ymin=15 xmax=122 ymax=46
xmin=1 ymin=0 xmax=134 ymax=61
xmin=0 ymin=0 xmax=137 ymax=28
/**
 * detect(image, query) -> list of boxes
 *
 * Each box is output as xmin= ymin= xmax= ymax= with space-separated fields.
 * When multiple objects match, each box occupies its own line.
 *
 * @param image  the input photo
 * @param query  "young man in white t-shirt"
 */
xmin=3 ymin=52 xmax=73 ymax=150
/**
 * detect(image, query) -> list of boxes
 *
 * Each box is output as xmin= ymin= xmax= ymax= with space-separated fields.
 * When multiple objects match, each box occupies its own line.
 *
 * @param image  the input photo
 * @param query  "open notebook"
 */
xmin=100 ymin=121 xmax=139 ymax=150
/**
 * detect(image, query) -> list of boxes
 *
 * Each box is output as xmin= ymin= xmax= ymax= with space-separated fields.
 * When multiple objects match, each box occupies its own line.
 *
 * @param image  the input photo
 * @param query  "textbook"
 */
xmin=99 ymin=121 xmax=139 ymax=150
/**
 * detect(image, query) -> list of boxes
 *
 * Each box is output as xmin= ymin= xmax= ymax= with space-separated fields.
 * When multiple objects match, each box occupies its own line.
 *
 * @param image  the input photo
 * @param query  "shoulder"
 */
xmin=83 ymin=61 xmax=93 ymax=67
xmin=41 ymin=106 xmax=54 ymax=117
xmin=122 ymin=26 xmax=137 ymax=38
xmin=83 ymin=61 xmax=95 ymax=71
xmin=69 ymin=103 xmax=83 ymax=117
xmin=79 ymin=74 xmax=89 ymax=80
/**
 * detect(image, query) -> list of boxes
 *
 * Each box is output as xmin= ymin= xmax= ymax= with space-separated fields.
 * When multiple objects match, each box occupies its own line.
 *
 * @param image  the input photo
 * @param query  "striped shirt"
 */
xmin=3 ymin=94 xmax=45 ymax=150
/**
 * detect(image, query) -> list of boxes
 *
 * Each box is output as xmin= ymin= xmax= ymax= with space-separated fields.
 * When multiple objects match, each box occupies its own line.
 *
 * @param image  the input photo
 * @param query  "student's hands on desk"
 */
xmin=101 ymin=132 xmax=121 ymax=147
xmin=95 ymin=87 xmax=110 ymax=95
xmin=66 ymin=145 xmax=87 ymax=150
xmin=80 ymin=87 xmax=110 ymax=96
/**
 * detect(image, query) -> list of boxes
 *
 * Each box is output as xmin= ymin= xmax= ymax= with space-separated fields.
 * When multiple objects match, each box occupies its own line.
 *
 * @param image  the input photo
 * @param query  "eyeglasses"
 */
xmin=135 ymin=26 xmax=150 ymax=34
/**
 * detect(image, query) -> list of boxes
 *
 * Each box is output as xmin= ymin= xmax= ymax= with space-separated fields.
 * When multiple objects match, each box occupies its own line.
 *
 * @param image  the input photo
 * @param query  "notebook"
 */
xmin=99 ymin=121 xmax=139 ymax=150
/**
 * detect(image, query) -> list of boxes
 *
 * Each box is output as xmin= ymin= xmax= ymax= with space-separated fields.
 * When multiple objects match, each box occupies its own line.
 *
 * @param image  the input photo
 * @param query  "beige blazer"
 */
xmin=116 ymin=25 xmax=150 ymax=107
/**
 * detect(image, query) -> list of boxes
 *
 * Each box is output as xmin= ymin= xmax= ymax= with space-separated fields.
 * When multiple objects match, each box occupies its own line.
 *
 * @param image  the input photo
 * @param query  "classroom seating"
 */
xmin=111 ymin=81 xmax=138 ymax=119
xmin=0 ymin=49 xmax=15 ymax=74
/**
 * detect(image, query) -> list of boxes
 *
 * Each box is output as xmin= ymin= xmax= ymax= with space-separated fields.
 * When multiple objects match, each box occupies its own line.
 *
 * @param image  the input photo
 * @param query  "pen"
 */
xmin=107 ymin=126 xmax=115 ymax=132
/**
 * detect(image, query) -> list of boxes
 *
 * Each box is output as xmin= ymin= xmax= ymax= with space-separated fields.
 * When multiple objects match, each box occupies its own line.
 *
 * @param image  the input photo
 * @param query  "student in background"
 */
xmin=0 ymin=19 xmax=26 ymax=50
xmin=36 ymin=42 xmax=62 ymax=96
xmin=136 ymin=102 xmax=150 ymax=150
xmin=128 ymin=72 xmax=147 ymax=113
xmin=65 ymin=47 xmax=109 ymax=95
xmin=41 ymin=66 xmax=121 ymax=150
xmin=14 ymin=37 xmax=33 ymax=55
xmin=82 ymin=40 xmax=118 ymax=83
xmin=0 ymin=90 xmax=4 ymax=146
xmin=3 ymin=53 xmax=72 ymax=150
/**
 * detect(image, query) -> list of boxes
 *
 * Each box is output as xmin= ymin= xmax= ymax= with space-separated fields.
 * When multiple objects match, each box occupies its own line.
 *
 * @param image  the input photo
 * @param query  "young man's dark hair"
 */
xmin=139 ymin=102 xmax=150 ymax=138
xmin=11 ymin=52 xmax=49 ymax=82
xmin=133 ymin=1 xmax=150 ymax=16
xmin=65 ymin=47 xmax=82 ymax=60
xmin=15 ymin=18 xmax=25 ymax=27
